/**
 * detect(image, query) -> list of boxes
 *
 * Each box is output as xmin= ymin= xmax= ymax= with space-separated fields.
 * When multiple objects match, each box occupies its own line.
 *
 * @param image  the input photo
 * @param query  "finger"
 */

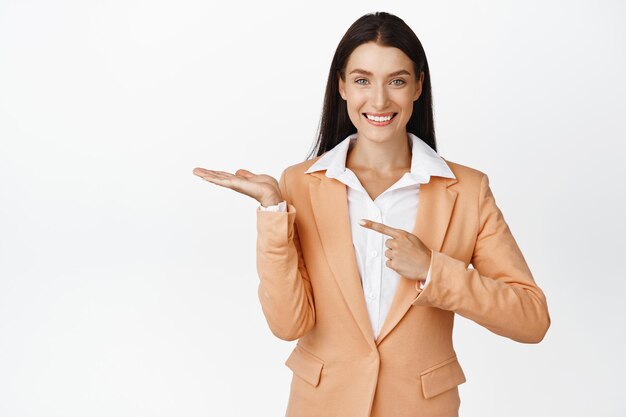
xmin=235 ymin=169 xmax=255 ymax=178
xmin=197 ymin=170 xmax=222 ymax=181
xmin=196 ymin=170 xmax=237 ymax=187
xmin=358 ymin=219 xmax=405 ymax=239
xmin=201 ymin=175 xmax=230 ymax=186
xmin=193 ymin=167 xmax=213 ymax=177
xmin=194 ymin=168 xmax=226 ymax=178
xmin=213 ymin=172 xmax=233 ymax=180
xmin=202 ymin=171 xmax=238 ymax=184
xmin=211 ymin=170 xmax=235 ymax=178
xmin=193 ymin=169 xmax=216 ymax=182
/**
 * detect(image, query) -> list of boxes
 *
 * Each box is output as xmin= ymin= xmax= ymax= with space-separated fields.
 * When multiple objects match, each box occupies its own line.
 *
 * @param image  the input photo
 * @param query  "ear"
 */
xmin=338 ymin=74 xmax=347 ymax=101
xmin=413 ymin=71 xmax=425 ymax=101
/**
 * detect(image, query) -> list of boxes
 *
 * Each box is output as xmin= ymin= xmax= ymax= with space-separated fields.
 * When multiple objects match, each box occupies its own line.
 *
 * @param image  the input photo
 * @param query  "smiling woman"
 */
xmin=338 ymin=44 xmax=423 ymax=137
xmin=193 ymin=10 xmax=550 ymax=417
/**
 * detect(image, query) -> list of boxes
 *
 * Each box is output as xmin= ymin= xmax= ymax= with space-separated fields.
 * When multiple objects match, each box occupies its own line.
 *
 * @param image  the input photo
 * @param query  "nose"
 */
xmin=371 ymin=83 xmax=389 ymax=110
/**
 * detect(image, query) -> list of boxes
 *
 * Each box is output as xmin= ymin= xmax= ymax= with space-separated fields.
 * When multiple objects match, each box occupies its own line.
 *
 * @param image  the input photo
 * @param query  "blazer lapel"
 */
xmin=309 ymin=172 xmax=378 ymax=351
xmin=375 ymin=175 xmax=459 ymax=346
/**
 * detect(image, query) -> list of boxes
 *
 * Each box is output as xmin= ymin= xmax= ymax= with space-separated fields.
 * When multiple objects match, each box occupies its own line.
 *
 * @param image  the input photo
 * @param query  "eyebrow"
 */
xmin=348 ymin=68 xmax=411 ymax=77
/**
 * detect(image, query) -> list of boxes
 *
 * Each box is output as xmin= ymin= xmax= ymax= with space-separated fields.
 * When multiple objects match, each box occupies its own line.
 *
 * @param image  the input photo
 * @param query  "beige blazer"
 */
xmin=256 ymin=155 xmax=550 ymax=417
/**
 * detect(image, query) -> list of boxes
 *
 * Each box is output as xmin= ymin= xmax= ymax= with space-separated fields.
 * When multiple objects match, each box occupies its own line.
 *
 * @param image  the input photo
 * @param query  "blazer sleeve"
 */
xmin=255 ymin=168 xmax=316 ymax=341
xmin=412 ymin=173 xmax=551 ymax=343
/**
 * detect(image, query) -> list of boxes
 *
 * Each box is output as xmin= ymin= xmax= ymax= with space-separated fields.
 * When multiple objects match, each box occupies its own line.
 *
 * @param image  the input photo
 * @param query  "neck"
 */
xmin=346 ymin=131 xmax=412 ymax=173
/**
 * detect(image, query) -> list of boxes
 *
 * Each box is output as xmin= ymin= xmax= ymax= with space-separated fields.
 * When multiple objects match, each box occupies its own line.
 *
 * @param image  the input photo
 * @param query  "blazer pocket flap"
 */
xmin=420 ymin=356 xmax=466 ymax=399
xmin=285 ymin=345 xmax=324 ymax=387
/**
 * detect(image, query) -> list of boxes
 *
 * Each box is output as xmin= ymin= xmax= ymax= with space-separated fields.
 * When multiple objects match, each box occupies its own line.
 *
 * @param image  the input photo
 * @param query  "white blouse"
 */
xmin=258 ymin=132 xmax=456 ymax=339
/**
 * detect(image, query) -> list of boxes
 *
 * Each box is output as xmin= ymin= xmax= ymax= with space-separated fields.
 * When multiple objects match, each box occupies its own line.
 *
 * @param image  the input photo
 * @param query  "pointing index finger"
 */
xmin=359 ymin=219 xmax=404 ymax=239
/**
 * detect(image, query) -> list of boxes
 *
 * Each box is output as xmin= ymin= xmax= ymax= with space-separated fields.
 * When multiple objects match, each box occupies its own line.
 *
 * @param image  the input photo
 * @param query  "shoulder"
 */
xmin=275 ymin=156 xmax=324 ymax=199
xmin=441 ymin=157 xmax=489 ymax=192
xmin=442 ymin=158 xmax=485 ymax=180
xmin=281 ymin=155 xmax=323 ymax=181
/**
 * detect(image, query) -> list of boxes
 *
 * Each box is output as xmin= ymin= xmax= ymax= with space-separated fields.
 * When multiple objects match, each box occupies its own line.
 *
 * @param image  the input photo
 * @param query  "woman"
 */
xmin=193 ymin=11 xmax=550 ymax=417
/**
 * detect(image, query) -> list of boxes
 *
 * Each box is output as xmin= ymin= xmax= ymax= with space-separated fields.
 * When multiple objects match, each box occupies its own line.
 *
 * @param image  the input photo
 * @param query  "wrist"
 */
xmin=259 ymin=195 xmax=283 ymax=207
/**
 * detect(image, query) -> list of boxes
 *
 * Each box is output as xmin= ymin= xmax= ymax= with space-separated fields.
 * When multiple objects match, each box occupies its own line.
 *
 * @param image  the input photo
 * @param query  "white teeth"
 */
xmin=366 ymin=114 xmax=393 ymax=122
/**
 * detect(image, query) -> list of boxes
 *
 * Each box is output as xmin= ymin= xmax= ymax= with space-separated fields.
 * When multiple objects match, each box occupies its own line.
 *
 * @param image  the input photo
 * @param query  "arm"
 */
xmin=412 ymin=173 xmax=551 ymax=343
xmin=256 ymin=169 xmax=316 ymax=341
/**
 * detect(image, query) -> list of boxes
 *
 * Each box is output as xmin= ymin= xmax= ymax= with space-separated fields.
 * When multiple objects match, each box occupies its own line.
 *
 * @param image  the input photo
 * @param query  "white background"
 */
xmin=1 ymin=0 xmax=624 ymax=416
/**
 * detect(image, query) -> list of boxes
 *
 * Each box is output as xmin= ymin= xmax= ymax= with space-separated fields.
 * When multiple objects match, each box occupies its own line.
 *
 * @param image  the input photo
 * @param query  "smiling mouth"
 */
xmin=363 ymin=113 xmax=397 ymax=122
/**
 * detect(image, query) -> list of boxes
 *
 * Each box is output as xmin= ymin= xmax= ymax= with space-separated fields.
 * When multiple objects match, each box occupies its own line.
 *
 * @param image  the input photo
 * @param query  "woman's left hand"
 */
xmin=359 ymin=219 xmax=431 ymax=282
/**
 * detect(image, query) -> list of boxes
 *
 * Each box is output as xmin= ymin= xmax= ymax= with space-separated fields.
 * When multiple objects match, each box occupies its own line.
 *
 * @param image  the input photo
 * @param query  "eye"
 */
xmin=354 ymin=78 xmax=406 ymax=85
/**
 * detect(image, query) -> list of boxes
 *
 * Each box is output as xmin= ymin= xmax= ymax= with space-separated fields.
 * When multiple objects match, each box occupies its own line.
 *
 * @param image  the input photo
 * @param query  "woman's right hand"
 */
xmin=192 ymin=168 xmax=284 ymax=207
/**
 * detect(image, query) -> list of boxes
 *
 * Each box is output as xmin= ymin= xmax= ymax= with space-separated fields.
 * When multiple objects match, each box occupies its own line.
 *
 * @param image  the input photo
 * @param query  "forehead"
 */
xmin=345 ymin=42 xmax=413 ymax=74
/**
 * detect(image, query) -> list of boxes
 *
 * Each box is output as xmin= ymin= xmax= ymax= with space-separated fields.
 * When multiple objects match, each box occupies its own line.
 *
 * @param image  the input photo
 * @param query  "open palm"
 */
xmin=192 ymin=168 xmax=282 ymax=206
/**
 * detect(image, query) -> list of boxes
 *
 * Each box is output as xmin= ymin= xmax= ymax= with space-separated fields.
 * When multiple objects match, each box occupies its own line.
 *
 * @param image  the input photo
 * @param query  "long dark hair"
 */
xmin=306 ymin=11 xmax=437 ymax=160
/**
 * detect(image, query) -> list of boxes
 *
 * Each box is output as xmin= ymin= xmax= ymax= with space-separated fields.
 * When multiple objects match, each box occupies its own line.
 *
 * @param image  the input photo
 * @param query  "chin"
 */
xmin=358 ymin=130 xmax=396 ymax=142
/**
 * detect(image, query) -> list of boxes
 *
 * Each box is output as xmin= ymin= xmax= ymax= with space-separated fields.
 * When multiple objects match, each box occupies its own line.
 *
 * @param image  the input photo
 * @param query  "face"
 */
xmin=338 ymin=42 xmax=424 ymax=144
